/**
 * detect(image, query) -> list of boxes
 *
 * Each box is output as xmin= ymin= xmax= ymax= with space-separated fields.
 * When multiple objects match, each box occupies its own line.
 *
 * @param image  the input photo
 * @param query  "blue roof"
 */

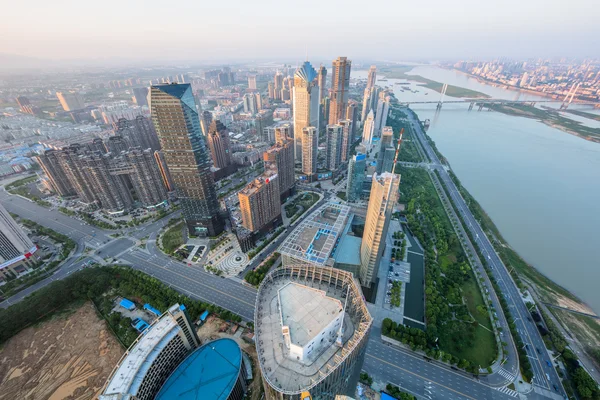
xmin=380 ymin=393 xmax=397 ymax=400
xmin=134 ymin=320 xmax=149 ymax=332
xmin=153 ymin=83 xmax=191 ymax=99
xmin=143 ymin=303 xmax=161 ymax=316
xmin=120 ymin=298 xmax=135 ymax=310
xmin=156 ymin=338 xmax=242 ymax=400
xmin=200 ymin=310 xmax=209 ymax=321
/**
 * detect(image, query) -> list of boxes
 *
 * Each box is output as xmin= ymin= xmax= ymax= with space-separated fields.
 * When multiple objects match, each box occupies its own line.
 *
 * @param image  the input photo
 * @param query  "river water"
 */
xmin=354 ymin=66 xmax=600 ymax=313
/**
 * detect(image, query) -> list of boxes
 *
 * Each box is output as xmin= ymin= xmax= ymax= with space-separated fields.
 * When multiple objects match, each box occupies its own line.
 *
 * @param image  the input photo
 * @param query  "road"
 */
xmin=0 ymin=177 xmax=562 ymax=399
xmin=406 ymin=107 xmax=566 ymax=399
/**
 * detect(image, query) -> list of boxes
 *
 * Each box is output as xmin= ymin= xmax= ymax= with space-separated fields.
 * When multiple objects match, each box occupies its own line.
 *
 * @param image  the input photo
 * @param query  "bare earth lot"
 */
xmin=0 ymin=302 xmax=123 ymax=400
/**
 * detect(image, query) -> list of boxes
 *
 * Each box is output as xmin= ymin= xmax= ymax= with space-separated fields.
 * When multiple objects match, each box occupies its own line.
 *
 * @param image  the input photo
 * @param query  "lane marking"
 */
xmin=123 ymin=253 xmax=256 ymax=307
xmin=366 ymin=354 xmax=477 ymax=400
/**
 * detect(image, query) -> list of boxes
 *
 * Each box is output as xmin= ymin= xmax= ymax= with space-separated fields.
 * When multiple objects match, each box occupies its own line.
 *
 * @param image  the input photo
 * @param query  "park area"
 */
xmin=0 ymin=302 xmax=123 ymax=400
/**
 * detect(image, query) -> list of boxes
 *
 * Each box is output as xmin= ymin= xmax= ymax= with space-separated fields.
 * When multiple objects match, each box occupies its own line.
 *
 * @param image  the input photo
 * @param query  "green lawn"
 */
xmin=439 ymin=320 xmax=496 ymax=368
xmin=462 ymin=278 xmax=492 ymax=330
xmin=161 ymin=221 xmax=184 ymax=254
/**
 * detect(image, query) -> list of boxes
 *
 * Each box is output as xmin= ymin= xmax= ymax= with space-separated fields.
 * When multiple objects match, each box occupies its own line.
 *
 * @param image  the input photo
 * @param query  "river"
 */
xmin=354 ymin=66 xmax=600 ymax=314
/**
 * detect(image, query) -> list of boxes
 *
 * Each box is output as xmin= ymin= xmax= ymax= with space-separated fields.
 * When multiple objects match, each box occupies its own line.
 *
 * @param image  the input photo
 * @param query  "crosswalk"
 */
xmin=495 ymin=386 xmax=519 ymax=398
xmin=497 ymin=367 xmax=515 ymax=381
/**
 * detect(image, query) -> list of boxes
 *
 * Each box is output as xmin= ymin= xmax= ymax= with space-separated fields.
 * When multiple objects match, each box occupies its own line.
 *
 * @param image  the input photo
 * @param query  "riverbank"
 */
xmin=379 ymin=65 xmax=490 ymax=99
xmin=486 ymin=103 xmax=600 ymax=143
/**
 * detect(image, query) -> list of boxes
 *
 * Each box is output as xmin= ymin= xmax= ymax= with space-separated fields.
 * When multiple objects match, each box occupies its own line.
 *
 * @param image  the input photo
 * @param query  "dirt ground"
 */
xmin=0 ymin=302 xmax=124 ymax=400
xmin=197 ymin=315 xmax=262 ymax=400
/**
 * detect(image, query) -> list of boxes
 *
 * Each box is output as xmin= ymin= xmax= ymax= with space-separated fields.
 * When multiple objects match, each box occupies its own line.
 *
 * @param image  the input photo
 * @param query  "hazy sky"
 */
xmin=2 ymin=0 xmax=599 ymax=63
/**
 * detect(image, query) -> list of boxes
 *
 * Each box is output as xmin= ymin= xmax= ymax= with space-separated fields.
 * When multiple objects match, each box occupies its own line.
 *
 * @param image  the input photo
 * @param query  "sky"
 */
xmin=1 ymin=0 xmax=599 ymax=64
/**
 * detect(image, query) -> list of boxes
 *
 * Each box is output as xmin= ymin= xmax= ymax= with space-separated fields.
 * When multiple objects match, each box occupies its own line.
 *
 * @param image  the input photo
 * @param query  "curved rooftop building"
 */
xmin=255 ymin=264 xmax=372 ymax=400
xmin=157 ymin=338 xmax=248 ymax=400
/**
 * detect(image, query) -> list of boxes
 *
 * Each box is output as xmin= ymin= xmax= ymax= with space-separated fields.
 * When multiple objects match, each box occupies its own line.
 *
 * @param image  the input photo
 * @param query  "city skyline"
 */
xmin=1 ymin=0 xmax=598 ymax=68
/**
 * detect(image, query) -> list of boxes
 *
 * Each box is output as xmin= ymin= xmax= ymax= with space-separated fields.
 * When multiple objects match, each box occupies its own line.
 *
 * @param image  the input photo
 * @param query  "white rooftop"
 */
xmin=102 ymin=313 xmax=179 ymax=397
xmin=278 ymin=283 xmax=342 ymax=347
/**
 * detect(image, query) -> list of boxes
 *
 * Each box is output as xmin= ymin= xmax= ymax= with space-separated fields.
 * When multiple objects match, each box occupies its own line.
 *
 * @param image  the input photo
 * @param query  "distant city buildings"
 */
xmin=132 ymin=87 xmax=149 ymax=106
xmin=248 ymin=74 xmax=257 ymax=90
xmin=56 ymin=91 xmax=85 ymax=111
xmin=0 ymin=202 xmax=39 ymax=281
xmin=328 ymin=57 xmax=351 ymax=124
xmin=115 ymin=116 xmax=161 ymax=152
xmin=149 ymin=83 xmax=223 ymax=237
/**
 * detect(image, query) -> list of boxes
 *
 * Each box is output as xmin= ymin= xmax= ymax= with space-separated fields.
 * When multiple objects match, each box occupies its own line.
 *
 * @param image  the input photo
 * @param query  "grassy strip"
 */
xmin=160 ymin=221 xmax=185 ymax=254
xmin=385 ymin=383 xmax=417 ymax=400
xmin=4 ymin=175 xmax=37 ymax=190
xmin=387 ymin=108 xmax=423 ymax=163
xmin=248 ymin=227 xmax=284 ymax=260
xmin=245 ymin=252 xmax=280 ymax=286
xmin=563 ymin=109 xmax=600 ymax=122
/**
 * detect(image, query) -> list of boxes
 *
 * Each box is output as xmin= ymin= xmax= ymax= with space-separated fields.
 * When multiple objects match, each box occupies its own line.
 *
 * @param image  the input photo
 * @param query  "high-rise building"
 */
xmin=15 ymin=96 xmax=31 ymax=111
xmin=56 ymin=91 xmax=85 ymax=111
xmin=248 ymin=74 xmax=258 ymax=90
xmin=366 ymin=65 xmax=377 ymax=90
xmin=132 ymin=87 xmax=149 ymax=106
xmin=263 ymin=137 xmax=295 ymax=200
xmin=238 ymin=166 xmax=281 ymax=232
xmin=200 ymin=110 xmax=213 ymax=136
xmin=149 ymin=83 xmax=223 ymax=237
xmin=82 ymin=153 xmax=133 ymax=212
xmin=338 ymin=119 xmax=353 ymax=163
xmin=255 ymin=264 xmax=372 ymax=400
xmin=346 ymin=100 xmax=358 ymax=140
xmin=274 ymin=123 xmax=292 ymax=144
xmin=361 ymin=86 xmax=381 ymax=124
xmin=328 ymin=57 xmax=351 ymax=124
xmin=346 ymin=153 xmax=367 ymax=202
xmin=292 ymin=61 xmax=320 ymax=161
xmin=373 ymin=92 xmax=390 ymax=138
xmin=274 ymin=72 xmax=284 ymax=100
xmin=0 ymin=202 xmax=39 ymax=280
xmin=115 ymin=116 xmax=161 ymax=152
xmin=301 ymin=126 xmax=318 ymax=178
xmin=243 ymin=93 xmax=258 ymax=114
xmin=362 ymin=110 xmax=375 ymax=145
xmin=105 ymin=135 xmax=129 ymax=154
xmin=154 ymin=150 xmax=175 ymax=192
xmin=55 ymin=145 xmax=97 ymax=205
xmin=206 ymin=120 xmax=232 ymax=169
xmin=35 ymin=150 xmax=76 ymax=197
xmin=254 ymin=92 xmax=263 ymax=112
xmin=360 ymin=172 xmax=400 ymax=286
xmin=326 ymin=124 xmax=343 ymax=171
xmin=267 ymin=82 xmax=275 ymax=99
xmin=125 ymin=148 xmax=168 ymax=207
xmin=318 ymin=64 xmax=327 ymax=102
xmin=376 ymin=126 xmax=394 ymax=174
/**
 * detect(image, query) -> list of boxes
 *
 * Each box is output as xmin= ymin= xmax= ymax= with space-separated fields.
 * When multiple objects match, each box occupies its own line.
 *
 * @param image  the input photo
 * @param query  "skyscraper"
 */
xmin=361 ymin=86 xmax=381 ymax=124
xmin=338 ymin=119 xmax=353 ymax=163
xmin=326 ymin=124 xmax=343 ymax=171
xmin=362 ymin=110 xmax=375 ymax=145
xmin=243 ymin=93 xmax=258 ymax=114
xmin=376 ymin=126 xmax=394 ymax=174
xmin=274 ymin=72 xmax=284 ymax=101
xmin=267 ymin=82 xmax=275 ymax=99
xmin=346 ymin=100 xmax=358 ymax=140
xmin=105 ymin=135 xmax=129 ymax=154
xmin=125 ymin=148 xmax=168 ymax=207
xmin=132 ymin=87 xmax=149 ymax=106
xmin=238 ymin=167 xmax=281 ymax=232
xmin=55 ymin=145 xmax=97 ymax=205
xmin=373 ymin=92 xmax=390 ymax=138
xmin=0 ymin=202 xmax=38 ymax=280
xmin=200 ymin=111 xmax=213 ymax=136
xmin=255 ymin=264 xmax=372 ymax=400
xmin=206 ymin=120 xmax=232 ymax=169
xmin=115 ymin=116 xmax=161 ymax=152
xmin=346 ymin=153 xmax=367 ymax=202
xmin=274 ymin=123 xmax=292 ymax=144
xmin=301 ymin=126 xmax=318 ymax=179
xmin=82 ymin=153 xmax=133 ymax=212
xmin=149 ymin=83 xmax=223 ymax=237
xmin=318 ymin=64 xmax=327 ymax=102
xmin=366 ymin=65 xmax=377 ymax=90
xmin=263 ymin=138 xmax=295 ymax=201
xmin=292 ymin=61 xmax=320 ymax=161
xmin=360 ymin=172 xmax=400 ymax=286
xmin=35 ymin=150 xmax=76 ymax=197
xmin=328 ymin=57 xmax=351 ymax=124
xmin=56 ymin=91 xmax=85 ymax=111
xmin=248 ymin=74 xmax=258 ymax=90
